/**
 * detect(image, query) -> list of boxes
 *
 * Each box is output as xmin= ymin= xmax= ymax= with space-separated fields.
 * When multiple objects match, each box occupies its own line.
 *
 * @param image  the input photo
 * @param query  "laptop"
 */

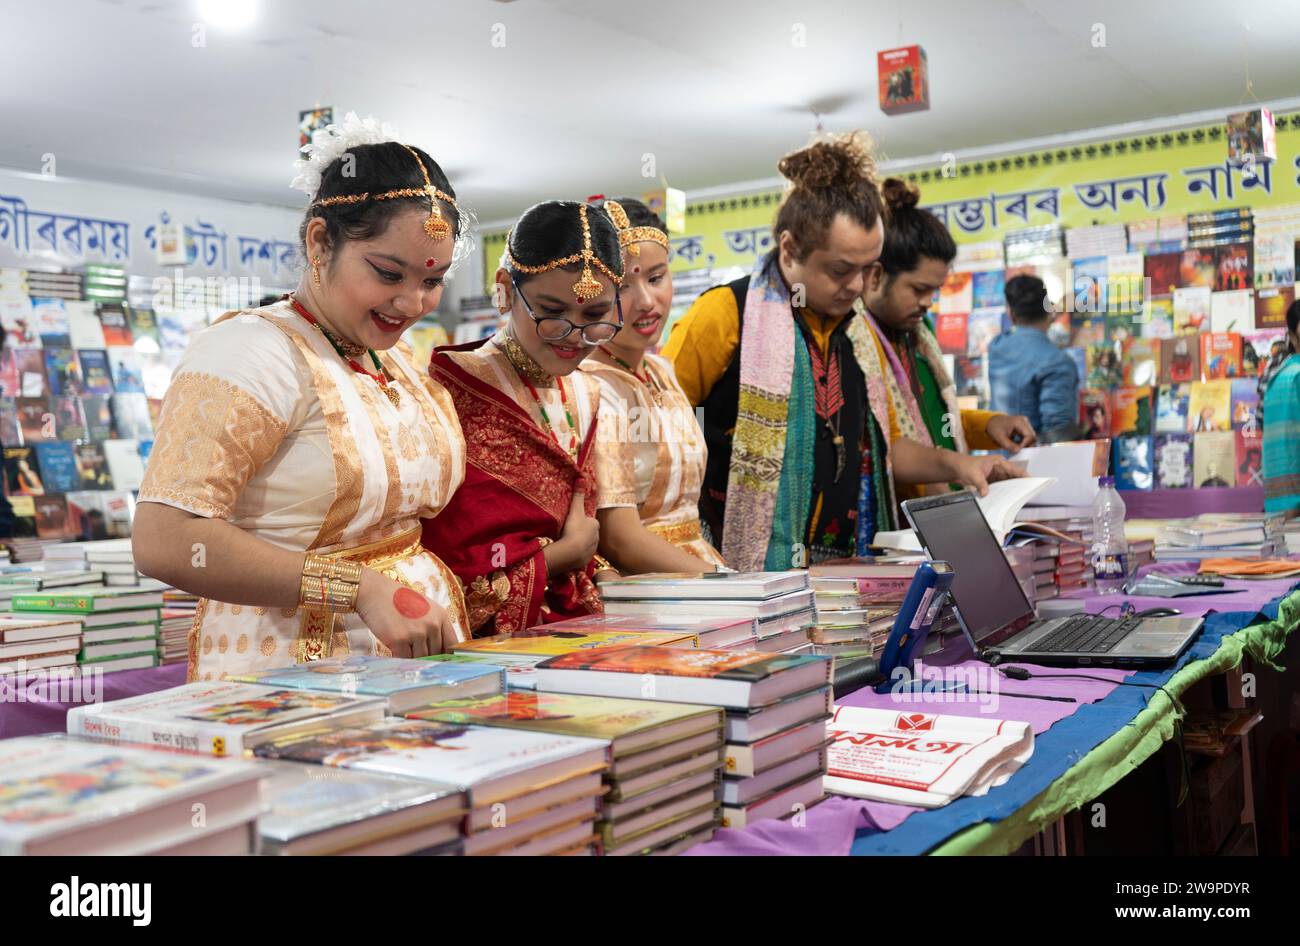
xmin=901 ymin=490 xmax=1203 ymax=668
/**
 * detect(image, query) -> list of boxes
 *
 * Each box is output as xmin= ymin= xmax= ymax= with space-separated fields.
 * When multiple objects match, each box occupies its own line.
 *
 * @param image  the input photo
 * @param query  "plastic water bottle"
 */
xmin=1091 ymin=476 xmax=1129 ymax=595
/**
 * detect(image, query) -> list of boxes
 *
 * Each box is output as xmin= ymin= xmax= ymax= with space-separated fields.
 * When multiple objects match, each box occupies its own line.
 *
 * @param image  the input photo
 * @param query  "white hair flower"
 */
xmin=290 ymin=111 xmax=401 ymax=201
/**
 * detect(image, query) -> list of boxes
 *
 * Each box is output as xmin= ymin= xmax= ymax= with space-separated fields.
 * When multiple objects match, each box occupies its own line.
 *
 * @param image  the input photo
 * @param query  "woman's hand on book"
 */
xmin=550 ymin=491 xmax=599 ymax=574
xmin=356 ymin=568 xmax=458 ymax=658
xmin=947 ymin=453 xmax=1025 ymax=496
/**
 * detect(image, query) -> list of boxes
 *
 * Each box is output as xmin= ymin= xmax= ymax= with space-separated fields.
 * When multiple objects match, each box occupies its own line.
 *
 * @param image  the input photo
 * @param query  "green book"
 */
xmin=12 ymin=588 xmax=165 ymax=613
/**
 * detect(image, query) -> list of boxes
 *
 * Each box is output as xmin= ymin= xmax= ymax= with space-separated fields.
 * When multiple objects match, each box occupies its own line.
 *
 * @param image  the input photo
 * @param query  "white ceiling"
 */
xmin=3 ymin=0 xmax=1298 ymax=222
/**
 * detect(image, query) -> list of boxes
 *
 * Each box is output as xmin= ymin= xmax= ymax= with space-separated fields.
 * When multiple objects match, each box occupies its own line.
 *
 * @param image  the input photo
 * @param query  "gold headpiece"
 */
xmin=312 ymin=144 xmax=458 ymax=242
xmin=505 ymin=203 xmax=623 ymax=303
xmin=601 ymin=200 xmax=670 ymax=258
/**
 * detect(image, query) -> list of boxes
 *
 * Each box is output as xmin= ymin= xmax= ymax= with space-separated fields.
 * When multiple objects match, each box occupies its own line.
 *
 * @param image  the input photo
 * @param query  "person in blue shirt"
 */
xmin=988 ymin=275 xmax=1080 ymax=442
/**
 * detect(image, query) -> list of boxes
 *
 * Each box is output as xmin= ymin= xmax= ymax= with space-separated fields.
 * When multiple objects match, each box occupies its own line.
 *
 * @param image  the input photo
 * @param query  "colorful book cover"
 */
xmin=1188 ymin=380 xmax=1232 ymax=433
xmin=1178 ymin=248 xmax=1217 ymax=288
xmin=1079 ymin=389 xmax=1111 ymax=439
xmin=110 ymin=393 xmax=153 ymax=441
xmin=1154 ymin=434 xmax=1193 ymax=488
xmin=935 ymin=313 xmax=968 ymax=355
xmin=0 ymin=349 xmax=18 ymax=398
xmin=4 ymin=445 xmax=44 ymax=496
xmin=1114 ymin=436 xmax=1154 ymax=490
xmin=1235 ymin=428 xmax=1263 ymax=487
xmin=79 ymin=396 xmax=115 ymax=440
xmin=252 ymin=717 xmax=605 ymax=794
xmin=51 ymin=395 xmax=85 ymax=442
xmin=971 ymin=270 xmax=1005 ymax=309
xmin=43 ymin=348 xmax=82 ymax=397
xmin=1209 ymin=290 xmax=1253 ymax=334
xmin=966 ymin=307 xmax=1003 ymax=357
xmin=32 ymin=298 xmax=70 ymax=346
xmin=127 ymin=307 xmax=161 ymax=346
xmin=0 ymin=299 xmax=39 ymax=348
xmin=1141 ymin=297 xmax=1174 ymax=339
xmin=66 ymin=491 xmax=109 ymax=539
xmin=96 ymin=303 xmax=134 ymax=347
xmin=1110 ymin=386 xmax=1152 ymax=436
xmin=1200 ymin=333 xmax=1242 ymax=380
xmin=1214 ymin=244 xmax=1252 ymax=292
xmin=107 ymin=349 xmax=145 ymax=393
xmin=1071 ymin=256 xmax=1108 ymax=315
xmin=1105 ymin=252 xmax=1144 ymax=314
xmin=1123 ymin=338 xmax=1160 ymax=386
xmin=0 ymin=397 xmax=17 ymax=444
xmin=1154 ymin=384 xmax=1192 ymax=434
xmin=15 ymin=349 xmax=48 ymax=398
xmin=536 ymin=645 xmax=820 ymax=680
xmin=1242 ymin=330 xmax=1287 ymax=379
xmin=1192 ymin=431 xmax=1236 ymax=488
xmin=76 ymin=349 xmax=114 ymax=395
xmin=938 ymin=271 xmax=973 ymax=315
xmin=74 ymin=442 xmax=113 ymax=490
xmin=1158 ymin=335 xmax=1199 ymax=384
xmin=408 ymin=691 xmax=721 ymax=745
xmin=1230 ymin=378 xmax=1260 ymax=432
xmin=16 ymin=398 xmax=52 ymax=443
xmin=455 ymin=629 xmax=699 ymax=657
xmin=33 ymin=494 xmax=73 ymax=539
xmin=1085 ymin=344 xmax=1122 ymax=388
xmin=1069 ymin=315 xmax=1107 ymax=348
xmin=33 ymin=442 xmax=79 ymax=493
xmin=1255 ymin=286 xmax=1294 ymax=329
xmin=1172 ymin=286 xmax=1211 ymax=334
xmin=232 ymin=655 xmax=504 ymax=703
xmin=1143 ymin=252 xmax=1181 ymax=297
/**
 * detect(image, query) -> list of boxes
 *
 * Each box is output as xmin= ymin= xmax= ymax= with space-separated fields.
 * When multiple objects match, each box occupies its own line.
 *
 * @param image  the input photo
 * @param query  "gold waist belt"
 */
xmin=319 ymin=527 xmax=424 ymax=571
xmin=647 ymin=520 xmax=704 ymax=545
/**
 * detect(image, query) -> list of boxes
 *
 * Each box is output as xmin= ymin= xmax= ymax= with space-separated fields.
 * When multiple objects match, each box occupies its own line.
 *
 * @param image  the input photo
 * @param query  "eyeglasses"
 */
xmin=511 ymin=278 xmax=623 ymax=346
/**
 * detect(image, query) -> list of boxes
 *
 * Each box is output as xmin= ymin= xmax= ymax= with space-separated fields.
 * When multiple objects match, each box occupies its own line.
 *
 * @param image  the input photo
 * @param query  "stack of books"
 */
xmin=67 ymin=680 xmax=388 ymax=756
xmin=410 ymin=691 xmax=725 ymax=855
xmin=1154 ymin=515 xmax=1273 ymax=562
xmin=1187 ymin=208 xmax=1253 ymax=249
xmin=530 ymin=645 xmax=832 ymax=831
xmin=11 ymin=585 xmax=164 ymax=674
xmin=532 ymin=612 xmax=761 ymax=650
xmin=255 ymin=718 xmax=608 ymax=855
xmin=258 ymin=761 xmax=466 ymax=856
xmin=159 ymin=610 xmax=191 ymax=665
xmin=84 ymin=538 xmax=140 ymax=586
xmin=1001 ymin=546 xmax=1039 ymax=606
xmin=231 ymin=654 xmax=506 ymax=713
xmin=1065 ymin=223 xmax=1129 ymax=259
xmin=599 ymin=572 xmax=816 ymax=655
xmin=0 ymin=565 xmax=105 ymax=610
xmin=1004 ymin=224 xmax=1064 ymax=264
xmin=0 ymin=737 xmax=265 ymax=856
xmin=806 ymin=561 xmax=918 ymax=657
xmin=0 ymin=612 xmax=83 ymax=676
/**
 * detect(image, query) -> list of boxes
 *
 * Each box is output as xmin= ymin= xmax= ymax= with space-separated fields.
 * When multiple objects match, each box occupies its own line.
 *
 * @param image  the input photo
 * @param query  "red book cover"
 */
xmin=1235 ymin=429 xmax=1262 ymax=487
xmin=1200 ymin=333 xmax=1242 ymax=380
xmin=877 ymin=45 xmax=929 ymax=114
xmin=935 ymin=313 xmax=968 ymax=355
xmin=1079 ymin=390 xmax=1111 ymax=439
xmin=537 ymin=645 xmax=806 ymax=681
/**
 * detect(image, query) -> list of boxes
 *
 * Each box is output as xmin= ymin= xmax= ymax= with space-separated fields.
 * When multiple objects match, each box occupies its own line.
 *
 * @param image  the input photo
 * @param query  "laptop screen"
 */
xmin=903 ymin=492 xmax=1035 ymax=646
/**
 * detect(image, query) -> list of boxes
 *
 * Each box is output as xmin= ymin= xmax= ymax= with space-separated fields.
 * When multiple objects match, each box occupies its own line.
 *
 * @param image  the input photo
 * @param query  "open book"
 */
xmin=873 ymin=477 xmax=1057 ymax=552
xmin=824 ymin=705 xmax=1034 ymax=808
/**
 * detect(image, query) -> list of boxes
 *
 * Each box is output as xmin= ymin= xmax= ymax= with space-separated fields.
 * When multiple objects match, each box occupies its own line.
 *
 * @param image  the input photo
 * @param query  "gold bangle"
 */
xmin=592 ymin=554 xmax=618 ymax=576
xmin=299 ymin=557 xmax=360 ymax=613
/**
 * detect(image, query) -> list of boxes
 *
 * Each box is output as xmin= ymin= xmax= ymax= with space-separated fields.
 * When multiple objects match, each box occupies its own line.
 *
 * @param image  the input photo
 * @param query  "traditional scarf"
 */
xmin=724 ymin=254 xmax=898 ymax=571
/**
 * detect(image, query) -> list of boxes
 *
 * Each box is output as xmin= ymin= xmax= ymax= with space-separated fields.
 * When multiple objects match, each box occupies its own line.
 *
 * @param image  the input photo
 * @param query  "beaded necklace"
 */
xmin=606 ymin=352 xmax=665 ymax=405
xmin=494 ymin=332 xmax=579 ymax=458
xmin=289 ymin=296 xmax=400 ymax=407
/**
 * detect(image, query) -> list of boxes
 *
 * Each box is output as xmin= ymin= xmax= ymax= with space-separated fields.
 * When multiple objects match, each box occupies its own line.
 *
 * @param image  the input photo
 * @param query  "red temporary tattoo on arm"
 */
xmin=393 ymin=586 xmax=431 ymax=618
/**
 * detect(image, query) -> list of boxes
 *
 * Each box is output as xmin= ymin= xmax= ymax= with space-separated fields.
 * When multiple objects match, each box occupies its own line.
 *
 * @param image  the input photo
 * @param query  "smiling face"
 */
xmin=495 ymin=265 xmax=621 ymax=376
xmin=604 ymin=242 xmax=672 ymax=354
xmin=779 ymin=213 xmax=885 ymax=317
xmin=302 ymin=208 xmax=454 ymax=350
xmin=864 ymin=255 xmax=951 ymax=332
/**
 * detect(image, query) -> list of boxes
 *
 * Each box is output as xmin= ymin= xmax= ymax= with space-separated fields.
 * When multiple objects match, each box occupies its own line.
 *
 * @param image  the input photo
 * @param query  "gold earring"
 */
xmin=312 ymin=256 xmax=322 ymax=288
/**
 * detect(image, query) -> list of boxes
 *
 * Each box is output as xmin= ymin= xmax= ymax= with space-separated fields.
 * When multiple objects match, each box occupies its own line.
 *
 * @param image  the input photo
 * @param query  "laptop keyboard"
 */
xmin=1030 ymin=615 xmax=1143 ymax=654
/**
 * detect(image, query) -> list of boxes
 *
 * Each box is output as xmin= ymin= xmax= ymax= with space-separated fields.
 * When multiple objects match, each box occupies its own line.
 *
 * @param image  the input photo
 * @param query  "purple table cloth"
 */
xmin=687 ymin=560 xmax=1297 ymax=855
xmin=0 ymin=661 xmax=187 ymax=739
xmin=1119 ymin=486 xmax=1262 ymax=519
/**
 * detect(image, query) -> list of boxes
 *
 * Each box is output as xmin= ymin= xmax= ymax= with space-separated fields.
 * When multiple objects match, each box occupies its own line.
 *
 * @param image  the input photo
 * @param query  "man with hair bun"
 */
xmin=859 ymin=177 xmax=1036 ymax=501
xmin=664 ymin=133 xmax=1020 ymax=571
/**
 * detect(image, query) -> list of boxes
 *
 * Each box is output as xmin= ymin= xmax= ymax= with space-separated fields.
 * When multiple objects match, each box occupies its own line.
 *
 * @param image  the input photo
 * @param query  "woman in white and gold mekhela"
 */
xmin=581 ymin=198 xmax=726 ymax=571
xmin=134 ymin=118 xmax=472 ymax=680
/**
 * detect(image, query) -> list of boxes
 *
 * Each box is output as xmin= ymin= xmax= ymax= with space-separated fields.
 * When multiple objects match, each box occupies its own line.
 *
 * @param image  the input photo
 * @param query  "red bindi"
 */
xmin=632 ymin=265 xmax=641 ymax=274
xmin=425 ymin=257 xmax=437 ymax=268
xmin=393 ymin=586 xmax=431 ymax=618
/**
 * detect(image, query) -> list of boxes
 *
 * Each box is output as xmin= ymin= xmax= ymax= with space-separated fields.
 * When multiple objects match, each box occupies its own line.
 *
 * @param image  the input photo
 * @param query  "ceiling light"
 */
xmin=199 ymin=0 xmax=256 ymax=29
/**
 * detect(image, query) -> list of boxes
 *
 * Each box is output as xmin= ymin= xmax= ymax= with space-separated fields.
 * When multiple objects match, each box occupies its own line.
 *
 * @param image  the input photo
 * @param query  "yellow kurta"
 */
xmin=138 ymin=299 xmax=470 ymax=681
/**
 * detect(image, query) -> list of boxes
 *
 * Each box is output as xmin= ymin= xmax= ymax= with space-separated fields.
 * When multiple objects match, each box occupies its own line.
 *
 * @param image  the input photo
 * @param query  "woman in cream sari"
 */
xmin=581 ymin=198 xmax=726 ymax=570
xmin=134 ymin=119 xmax=472 ymax=680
